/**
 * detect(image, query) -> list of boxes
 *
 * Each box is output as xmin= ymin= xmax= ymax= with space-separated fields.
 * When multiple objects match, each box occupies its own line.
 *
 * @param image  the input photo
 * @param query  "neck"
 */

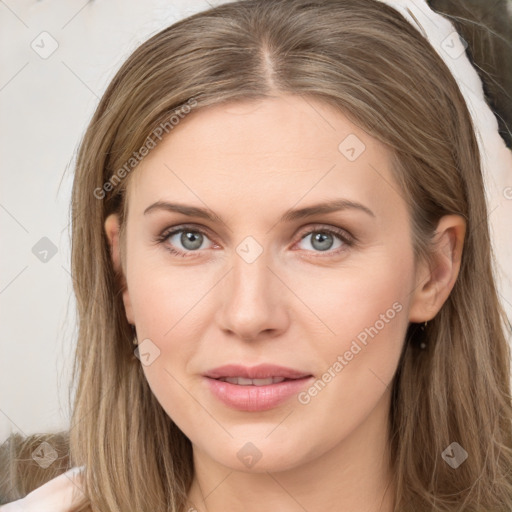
xmin=185 ymin=389 xmax=395 ymax=512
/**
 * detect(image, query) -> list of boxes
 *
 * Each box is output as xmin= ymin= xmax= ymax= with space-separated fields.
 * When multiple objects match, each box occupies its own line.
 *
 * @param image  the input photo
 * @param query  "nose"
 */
xmin=215 ymin=245 xmax=290 ymax=342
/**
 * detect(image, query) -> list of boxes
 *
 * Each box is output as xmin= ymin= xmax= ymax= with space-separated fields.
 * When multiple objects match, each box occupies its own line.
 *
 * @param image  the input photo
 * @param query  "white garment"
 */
xmin=377 ymin=0 xmax=512 ymax=334
xmin=0 ymin=467 xmax=87 ymax=512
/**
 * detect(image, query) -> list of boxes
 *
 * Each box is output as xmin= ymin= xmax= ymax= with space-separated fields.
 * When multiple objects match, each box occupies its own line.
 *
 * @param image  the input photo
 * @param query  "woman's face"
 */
xmin=109 ymin=94 xmax=428 ymax=473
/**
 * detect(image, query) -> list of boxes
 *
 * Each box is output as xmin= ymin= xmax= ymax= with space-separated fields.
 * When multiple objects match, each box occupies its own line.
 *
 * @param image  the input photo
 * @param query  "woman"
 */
xmin=1 ymin=0 xmax=511 ymax=510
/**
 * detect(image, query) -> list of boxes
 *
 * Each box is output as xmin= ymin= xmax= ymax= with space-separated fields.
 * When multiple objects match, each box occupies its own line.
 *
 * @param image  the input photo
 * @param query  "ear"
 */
xmin=104 ymin=213 xmax=134 ymax=325
xmin=408 ymin=214 xmax=466 ymax=323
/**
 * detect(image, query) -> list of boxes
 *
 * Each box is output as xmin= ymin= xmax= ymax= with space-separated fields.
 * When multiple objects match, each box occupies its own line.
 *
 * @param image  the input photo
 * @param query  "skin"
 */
xmin=104 ymin=94 xmax=466 ymax=512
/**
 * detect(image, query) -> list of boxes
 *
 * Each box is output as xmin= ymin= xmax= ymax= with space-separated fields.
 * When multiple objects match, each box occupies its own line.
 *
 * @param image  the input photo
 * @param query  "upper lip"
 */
xmin=203 ymin=364 xmax=312 ymax=380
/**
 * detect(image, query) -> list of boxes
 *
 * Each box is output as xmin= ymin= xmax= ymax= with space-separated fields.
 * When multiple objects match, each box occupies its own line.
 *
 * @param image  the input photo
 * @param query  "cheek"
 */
xmin=125 ymin=250 xmax=213 ymax=422
xmin=295 ymin=247 xmax=413 ymax=351
xmin=295 ymin=250 xmax=413 ymax=404
xmin=126 ymin=242 xmax=211 ymax=338
xmin=133 ymin=276 xmax=201 ymax=434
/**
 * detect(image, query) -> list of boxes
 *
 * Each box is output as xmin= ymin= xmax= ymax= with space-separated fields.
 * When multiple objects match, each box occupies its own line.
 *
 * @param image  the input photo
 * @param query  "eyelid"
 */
xmin=296 ymin=223 xmax=355 ymax=245
xmin=158 ymin=223 xmax=215 ymax=240
xmin=155 ymin=222 xmax=356 ymax=257
xmin=155 ymin=223 xmax=218 ymax=257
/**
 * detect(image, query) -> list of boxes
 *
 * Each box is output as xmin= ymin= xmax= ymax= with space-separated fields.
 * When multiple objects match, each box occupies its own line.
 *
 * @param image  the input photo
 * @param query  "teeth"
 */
xmin=219 ymin=376 xmax=287 ymax=385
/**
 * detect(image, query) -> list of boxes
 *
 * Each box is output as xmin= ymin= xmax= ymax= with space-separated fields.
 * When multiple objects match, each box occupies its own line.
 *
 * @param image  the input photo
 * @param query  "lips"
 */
xmin=203 ymin=363 xmax=312 ymax=381
xmin=202 ymin=364 xmax=314 ymax=411
xmin=204 ymin=374 xmax=314 ymax=411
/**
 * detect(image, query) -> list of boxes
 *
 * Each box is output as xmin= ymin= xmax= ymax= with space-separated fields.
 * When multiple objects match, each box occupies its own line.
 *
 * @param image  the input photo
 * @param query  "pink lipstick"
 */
xmin=203 ymin=364 xmax=314 ymax=411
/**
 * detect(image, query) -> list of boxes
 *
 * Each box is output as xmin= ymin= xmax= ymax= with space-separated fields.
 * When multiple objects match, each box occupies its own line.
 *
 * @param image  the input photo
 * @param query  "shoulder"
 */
xmin=0 ymin=467 xmax=87 ymax=512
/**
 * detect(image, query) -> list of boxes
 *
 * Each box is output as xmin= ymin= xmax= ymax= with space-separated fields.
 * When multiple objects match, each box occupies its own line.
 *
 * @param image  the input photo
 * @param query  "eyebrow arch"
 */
xmin=143 ymin=198 xmax=375 ymax=223
xmin=280 ymin=199 xmax=375 ymax=221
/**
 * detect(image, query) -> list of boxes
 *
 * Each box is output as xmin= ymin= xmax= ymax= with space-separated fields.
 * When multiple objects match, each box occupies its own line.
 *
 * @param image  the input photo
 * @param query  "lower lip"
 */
xmin=204 ymin=376 xmax=314 ymax=411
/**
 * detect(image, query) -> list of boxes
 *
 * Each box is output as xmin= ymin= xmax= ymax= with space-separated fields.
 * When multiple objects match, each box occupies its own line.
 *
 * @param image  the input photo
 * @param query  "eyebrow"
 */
xmin=143 ymin=198 xmax=375 ymax=222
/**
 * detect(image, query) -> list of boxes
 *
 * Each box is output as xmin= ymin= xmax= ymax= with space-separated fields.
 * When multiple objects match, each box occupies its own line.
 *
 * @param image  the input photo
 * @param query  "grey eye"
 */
xmin=173 ymin=230 xmax=205 ymax=251
xmin=298 ymin=231 xmax=343 ymax=252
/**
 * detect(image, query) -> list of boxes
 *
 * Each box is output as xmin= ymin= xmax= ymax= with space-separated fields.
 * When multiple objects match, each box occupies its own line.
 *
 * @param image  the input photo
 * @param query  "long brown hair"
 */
xmin=2 ymin=1 xmax=512 ymax=510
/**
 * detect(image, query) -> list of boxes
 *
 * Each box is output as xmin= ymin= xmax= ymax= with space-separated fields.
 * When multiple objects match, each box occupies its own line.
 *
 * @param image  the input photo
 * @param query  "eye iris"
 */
xmin=171 ymin=229 xmax=341 ymax=253
xmin=311 ymin=232 xmax=333 ymax=251
xmin=181 ymin=231 xmax=203 ymax=250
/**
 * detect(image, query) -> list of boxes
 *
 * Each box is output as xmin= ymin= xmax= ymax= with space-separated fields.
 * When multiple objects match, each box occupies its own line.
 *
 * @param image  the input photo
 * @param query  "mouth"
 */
xmin=203 ymin=367 xmax=314 ymax=411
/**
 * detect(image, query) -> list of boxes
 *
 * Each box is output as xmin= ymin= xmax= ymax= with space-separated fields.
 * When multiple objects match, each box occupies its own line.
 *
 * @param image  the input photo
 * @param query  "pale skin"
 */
xmin=104 ymin=94 xmax=465 ymax=512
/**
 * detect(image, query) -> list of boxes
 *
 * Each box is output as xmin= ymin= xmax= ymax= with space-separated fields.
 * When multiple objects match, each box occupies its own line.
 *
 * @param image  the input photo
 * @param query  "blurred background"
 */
xmin=1 ymin=0 xmax=511 ymax=439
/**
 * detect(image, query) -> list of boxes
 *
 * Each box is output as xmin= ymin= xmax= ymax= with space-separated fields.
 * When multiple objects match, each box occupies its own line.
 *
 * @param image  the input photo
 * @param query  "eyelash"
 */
xmin=154 ymin=224 xmax=355 ymax=259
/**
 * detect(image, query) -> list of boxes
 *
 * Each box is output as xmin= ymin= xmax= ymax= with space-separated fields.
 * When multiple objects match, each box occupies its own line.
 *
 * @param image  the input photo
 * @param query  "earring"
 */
xmin=132 ymin=324 xmax=138 ymax=346
xmin=420 ymin=321 xmax=428 ymax=350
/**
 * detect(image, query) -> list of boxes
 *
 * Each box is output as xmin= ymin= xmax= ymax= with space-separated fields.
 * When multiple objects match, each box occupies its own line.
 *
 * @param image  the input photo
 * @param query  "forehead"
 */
xmin=126 ymin=94 xmax=400 ymax=221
